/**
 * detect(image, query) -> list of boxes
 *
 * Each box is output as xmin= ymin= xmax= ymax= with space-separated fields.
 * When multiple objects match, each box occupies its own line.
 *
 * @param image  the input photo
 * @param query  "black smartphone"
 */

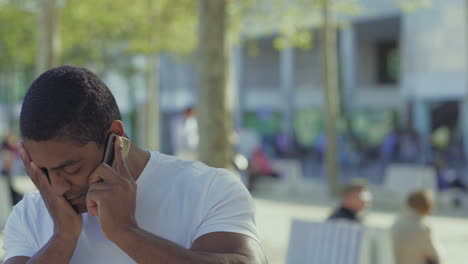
xmin=102 ymin=133 xmax=117 ymax=166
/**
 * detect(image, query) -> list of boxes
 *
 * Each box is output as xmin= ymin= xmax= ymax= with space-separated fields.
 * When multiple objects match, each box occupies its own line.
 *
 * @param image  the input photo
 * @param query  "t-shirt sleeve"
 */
xmin=2 ymin=199 xmax=36 ymax=261
xmin=192 ymin=170 xmax=259 ymax=244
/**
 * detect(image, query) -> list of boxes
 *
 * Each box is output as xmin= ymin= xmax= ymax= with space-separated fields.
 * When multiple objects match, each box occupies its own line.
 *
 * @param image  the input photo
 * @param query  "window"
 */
xmin=377 ymin=41 xmax=399 ymax=84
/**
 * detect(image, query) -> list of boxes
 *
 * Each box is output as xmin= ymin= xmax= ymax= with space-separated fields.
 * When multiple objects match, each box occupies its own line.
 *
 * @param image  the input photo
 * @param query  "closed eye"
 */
xmin=64 ymin=167 xmax=81 ymax=175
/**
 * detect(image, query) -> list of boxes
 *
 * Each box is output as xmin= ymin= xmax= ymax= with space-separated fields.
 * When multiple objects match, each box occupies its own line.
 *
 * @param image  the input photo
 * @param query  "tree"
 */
xmin=229 ymin=0 xmax=362 ymax=195
xmin=60 ymin=0 xmax=197 ymax=148
xmin=0 ymin=1 xmax=36 ymax=126
xmin=0 ymin=1 xmax=36 ymax=71
xmin=124 ymin=0 xmax=196 ymax=150
xmin=230 ymin=0 xmax=420 ymax=196
xmin=192 ymin=0 xmax=362 ymax=173
xmin=37 ymin=0 xmax=59 ymax=74
xmin=322 ymin=0 xmax=340 ymax=197
xmin=197 ymin=0 xmax=232 ymax=168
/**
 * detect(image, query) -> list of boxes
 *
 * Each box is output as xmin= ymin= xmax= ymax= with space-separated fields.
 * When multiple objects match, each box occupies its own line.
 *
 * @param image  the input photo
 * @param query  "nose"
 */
xmin=48 ymin=171 xmax=72 ymax=196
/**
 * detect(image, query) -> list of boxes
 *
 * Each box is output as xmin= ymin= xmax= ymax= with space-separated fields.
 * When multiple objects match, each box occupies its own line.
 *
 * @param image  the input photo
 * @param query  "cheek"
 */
xmin=75 ymin=172 xmax=92 ymax=188
xmin=66 ymin=167 xmax=96 ymax=190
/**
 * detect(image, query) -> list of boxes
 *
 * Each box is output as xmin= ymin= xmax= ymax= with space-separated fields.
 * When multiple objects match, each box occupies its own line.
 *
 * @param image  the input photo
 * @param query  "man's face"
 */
xmin=345 ymin=189 xmax=372 ymax=213
xmin=23 ymin=138 xmax=104 ymax=214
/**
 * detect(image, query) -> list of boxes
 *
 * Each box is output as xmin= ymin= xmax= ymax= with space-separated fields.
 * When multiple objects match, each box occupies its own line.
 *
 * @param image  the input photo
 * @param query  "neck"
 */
xmin=126 ymin=144 xmax=151 ymax=181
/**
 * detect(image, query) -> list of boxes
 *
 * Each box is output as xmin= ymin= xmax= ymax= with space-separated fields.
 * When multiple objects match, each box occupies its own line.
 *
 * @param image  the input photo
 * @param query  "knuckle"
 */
xmin=86 ymin=192 xmax=98 ymax=202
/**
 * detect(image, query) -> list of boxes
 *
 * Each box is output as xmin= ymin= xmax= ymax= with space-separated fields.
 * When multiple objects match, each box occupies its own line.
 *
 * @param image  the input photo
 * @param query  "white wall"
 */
xmin=401 ymin=0 xmax=467 ymax=99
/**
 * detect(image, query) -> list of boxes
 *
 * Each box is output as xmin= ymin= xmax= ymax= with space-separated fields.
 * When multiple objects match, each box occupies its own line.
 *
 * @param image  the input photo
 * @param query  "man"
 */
xmin=392 ymin=189 xmax=444 ymax=264
xmin=328 ymin=179 xmax=372 ymax=223
xmin=2 ymin=66 xmax=267 ymax=264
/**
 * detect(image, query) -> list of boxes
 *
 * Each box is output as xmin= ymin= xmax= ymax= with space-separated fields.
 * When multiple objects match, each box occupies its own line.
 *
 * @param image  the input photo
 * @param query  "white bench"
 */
xmin=286 ymin=219 xmax=395 ymax=264
xmin=286 ymin=220 xmax=364 ymax=264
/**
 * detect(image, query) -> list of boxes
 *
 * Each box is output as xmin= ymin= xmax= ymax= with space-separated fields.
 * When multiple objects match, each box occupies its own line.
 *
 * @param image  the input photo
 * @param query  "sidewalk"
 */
xmin=252 ymin=177 xmax=468 ymax=264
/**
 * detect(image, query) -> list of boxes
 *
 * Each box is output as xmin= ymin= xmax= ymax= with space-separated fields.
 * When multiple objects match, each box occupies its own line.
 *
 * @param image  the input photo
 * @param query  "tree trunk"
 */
xmin=139 ymin=0 xmax=161 ymax=151
xmin=197 ymin=0 xmax=232 ymax=168
xmin=37 ymin=0 xmax=59 ymax=74
xmin=322 ymin=0 xmax=340 ymax=197
xmin=144 ymin=55 xmax=160 ymax=151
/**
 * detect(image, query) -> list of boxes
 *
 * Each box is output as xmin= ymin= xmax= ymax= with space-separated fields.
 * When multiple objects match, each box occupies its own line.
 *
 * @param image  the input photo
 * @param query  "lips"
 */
xmin=66 ymin=193 xmax=85 ymax=203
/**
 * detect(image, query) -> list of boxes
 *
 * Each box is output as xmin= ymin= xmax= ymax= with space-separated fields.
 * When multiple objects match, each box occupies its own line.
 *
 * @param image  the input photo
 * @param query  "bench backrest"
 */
xmin=286 ymin=219 xmax=364 ymax=264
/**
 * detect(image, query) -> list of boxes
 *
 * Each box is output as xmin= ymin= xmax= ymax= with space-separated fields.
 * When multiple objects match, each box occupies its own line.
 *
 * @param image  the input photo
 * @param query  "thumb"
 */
xmin=86 ymin=195 xmax=99 ymax=216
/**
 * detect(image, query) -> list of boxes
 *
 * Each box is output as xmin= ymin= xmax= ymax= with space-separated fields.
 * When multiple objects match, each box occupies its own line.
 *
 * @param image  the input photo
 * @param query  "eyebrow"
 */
xmin=50 ymin=158 xmax=83 ymax=171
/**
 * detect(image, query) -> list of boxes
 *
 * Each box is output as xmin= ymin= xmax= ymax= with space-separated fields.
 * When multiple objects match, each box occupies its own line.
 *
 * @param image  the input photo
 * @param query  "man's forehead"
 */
xmin=23 ymin=139 xmax=91 ymax=167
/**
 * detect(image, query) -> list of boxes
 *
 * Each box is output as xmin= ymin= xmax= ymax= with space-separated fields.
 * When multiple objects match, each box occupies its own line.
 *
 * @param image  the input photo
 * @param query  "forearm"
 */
xmin=112 ymin=227 xmax=252 ymax=264
xmin=26 ymin=234 xmax=78 ymax=264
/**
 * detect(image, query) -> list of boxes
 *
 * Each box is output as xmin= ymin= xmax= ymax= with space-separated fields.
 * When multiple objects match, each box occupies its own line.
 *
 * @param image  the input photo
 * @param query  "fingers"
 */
xmin=113 ymin=136 xmax=132 ymax=181
xmin=19 ymin=145 xmax=44 ymax=189
xmin=86 ymin=183 xmax=114 ymax=217
xmin=30 ymin=161 xmax=52 ymax=193
xmin=86 ymin=192 xmax=99 ymax=217
xmin=90 ymin=163 xmax=130 ymax=185
xmin=88 ymin=166 xmax=104 ymax=186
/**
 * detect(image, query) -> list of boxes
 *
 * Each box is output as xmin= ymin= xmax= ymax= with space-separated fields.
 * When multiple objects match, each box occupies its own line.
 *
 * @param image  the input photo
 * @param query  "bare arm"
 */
xmin=4 ymin=235 xmax=78 ymax=264
xmin=110 ymin=228 xmax=267 ymax=264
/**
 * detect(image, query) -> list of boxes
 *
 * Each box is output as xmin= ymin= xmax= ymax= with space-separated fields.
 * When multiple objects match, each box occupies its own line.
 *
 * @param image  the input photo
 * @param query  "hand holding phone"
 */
xmin=102 ymin=133 xmax=130 ymax=168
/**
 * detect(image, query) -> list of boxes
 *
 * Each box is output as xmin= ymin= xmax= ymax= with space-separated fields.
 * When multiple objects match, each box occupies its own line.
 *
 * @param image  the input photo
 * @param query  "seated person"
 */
xmin=391 ymin=189 xmax=444 ymax=264
xmin=328 ymin=179 xmax=372 ymax=223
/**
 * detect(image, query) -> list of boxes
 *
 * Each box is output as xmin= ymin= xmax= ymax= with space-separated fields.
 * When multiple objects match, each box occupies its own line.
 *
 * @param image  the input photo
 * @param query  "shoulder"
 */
xmin=153 ymin=152 xmax=244 ymax=191
xmin=392 ymin=213 xmax=432 ymax=238
xmin=147 ymin=152 xmax=251 ymax=210
xmin=3 ymin=191 xmax=46 ymax=236
xmin=11 ymin=191 xmax=43 ymax=215
xmin=328 ymin=207 xmax=359 ymax=223
xmin=7 ymin=191 xmax=45 ymax=223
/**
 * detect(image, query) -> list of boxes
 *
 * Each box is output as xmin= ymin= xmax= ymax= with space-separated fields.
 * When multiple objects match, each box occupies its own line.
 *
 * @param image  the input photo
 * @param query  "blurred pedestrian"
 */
xmin=171 ymin=106 xmax=199 ymax=160
xmin=1 ymin=129 xmax=22 ymax=204
xmin=328 ymin=179 xmax=372 ymax=223
xmin=381 ymin=130 xmax=399 ymax=164
xmin=430 ymin=154 xmax=467 ymax=207
xmin=392 ymin=189 xmax=444 ymax=264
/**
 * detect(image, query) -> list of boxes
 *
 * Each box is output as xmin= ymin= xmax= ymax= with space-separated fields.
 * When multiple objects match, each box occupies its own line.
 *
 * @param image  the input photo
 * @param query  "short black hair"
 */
xmin=20 ymin=66 xmax=121 ymax=146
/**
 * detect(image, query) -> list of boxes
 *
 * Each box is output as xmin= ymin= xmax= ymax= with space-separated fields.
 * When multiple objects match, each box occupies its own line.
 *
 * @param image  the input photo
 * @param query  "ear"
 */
xmin=108 ymin=120 xmax=126 ymax=137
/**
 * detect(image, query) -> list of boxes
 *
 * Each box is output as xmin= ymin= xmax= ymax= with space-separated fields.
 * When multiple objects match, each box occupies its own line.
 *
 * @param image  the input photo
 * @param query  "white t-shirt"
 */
xmin=2 ymin=151 xmax=259 ymax=263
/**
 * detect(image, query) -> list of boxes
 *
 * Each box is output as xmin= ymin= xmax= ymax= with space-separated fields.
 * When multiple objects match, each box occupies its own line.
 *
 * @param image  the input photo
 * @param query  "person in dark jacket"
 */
xmin=328 ymin=179 xmax=372 ymax=223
